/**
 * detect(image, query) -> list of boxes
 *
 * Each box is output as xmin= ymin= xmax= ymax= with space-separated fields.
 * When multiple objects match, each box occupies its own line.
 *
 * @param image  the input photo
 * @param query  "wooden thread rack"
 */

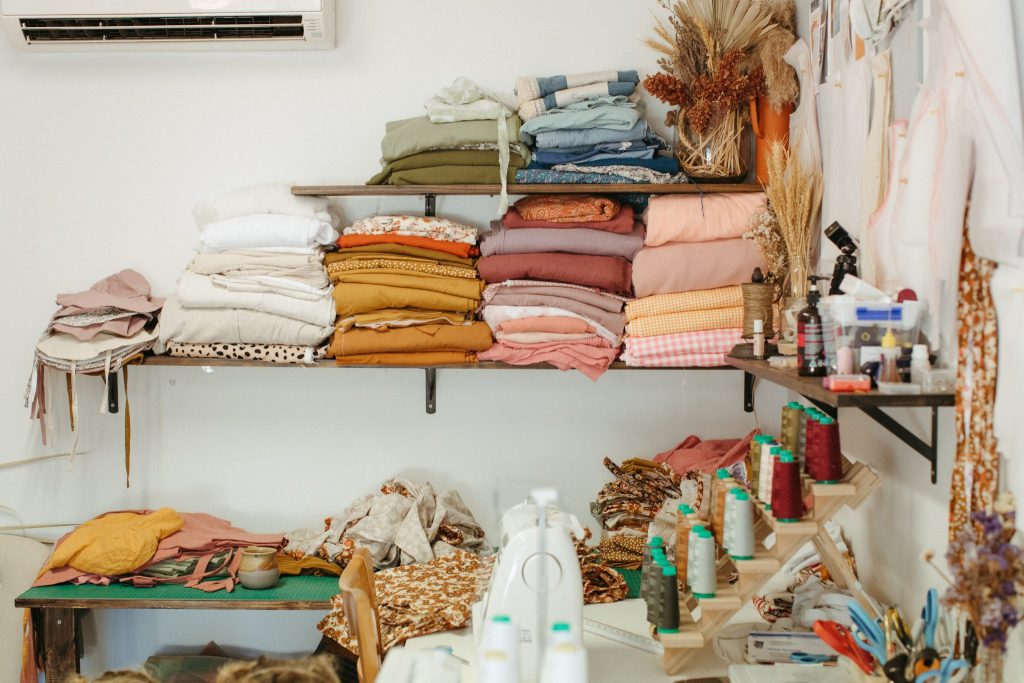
xmin=657 ymin=456 xmax=881 ymax=674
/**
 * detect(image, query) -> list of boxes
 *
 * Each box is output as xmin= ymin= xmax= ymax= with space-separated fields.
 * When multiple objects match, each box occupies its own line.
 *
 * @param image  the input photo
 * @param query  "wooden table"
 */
xmin=15 ymin=575 xmax=340 ymax=681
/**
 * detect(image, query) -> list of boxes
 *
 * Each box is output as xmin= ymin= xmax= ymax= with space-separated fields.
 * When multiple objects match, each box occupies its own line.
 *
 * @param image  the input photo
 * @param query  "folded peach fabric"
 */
xmin=337 ymin=234 xmax=478 ymax=259
xmin=514 ymin=194 xmax=620 ymax=223
xmin=477 ymin=253 xmax=633 ymax=296
xmin=334 ymin=351 xmax=477 ymax=366
xmin=329 ymin=322 xmax=493 ymax=357
xmin=495 ymin=331 xmax=598 ymax=344
xmin=631 ymin=239 xmax=765 ymax=297
xmin=642 ymin=192 xmax=765 ymax=246
xmin=502 ymin=205 xmax=635 ymax=234
xmin=625 ymin=286 xmax=744 ymax=320
xmin=497 ymin=316 xmax=594 ymax=334
xmin=626 ymin=306 xmax=744 ymax=338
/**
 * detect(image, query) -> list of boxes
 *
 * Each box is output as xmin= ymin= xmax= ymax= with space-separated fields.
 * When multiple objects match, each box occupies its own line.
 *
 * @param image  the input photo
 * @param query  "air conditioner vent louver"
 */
xmin=20 ymin=14 xmax=304 ymax=42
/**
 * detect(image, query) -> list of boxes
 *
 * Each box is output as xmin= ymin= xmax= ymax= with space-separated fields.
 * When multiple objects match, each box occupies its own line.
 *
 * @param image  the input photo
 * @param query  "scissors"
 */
xmin=913 ymin=589 xmax=945 ymax=676
xmin=914 ymin=657 xmax=970 ymax=683
xmin=887 ymin=607 xmax=914 ymax=652
xmin=814 ymin=620 xmax=875 ymax=674
xmin=849 ymin=600 xmax=889 ymax=664
xmin=922 ymin=588 xmax=940 ymax=649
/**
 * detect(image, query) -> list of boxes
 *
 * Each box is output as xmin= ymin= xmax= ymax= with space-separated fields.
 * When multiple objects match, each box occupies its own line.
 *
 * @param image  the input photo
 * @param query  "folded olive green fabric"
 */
xmin=368 ymin=149 xmax=526 ymax=186
xmin=379 ymin=115 xmax=524 ymax=162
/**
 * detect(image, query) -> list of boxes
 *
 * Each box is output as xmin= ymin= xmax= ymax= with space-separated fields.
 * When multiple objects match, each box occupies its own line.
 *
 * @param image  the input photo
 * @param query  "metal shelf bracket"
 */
xmin=425 ymin=368 xmax=437 ymax=415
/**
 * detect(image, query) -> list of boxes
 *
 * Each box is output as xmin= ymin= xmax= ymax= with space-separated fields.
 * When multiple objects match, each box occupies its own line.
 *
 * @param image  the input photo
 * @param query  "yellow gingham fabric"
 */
xmin=626 ymin=306 xmax=744 ymax=338
xmin=625 ymin=285 xmax=744 ymax=321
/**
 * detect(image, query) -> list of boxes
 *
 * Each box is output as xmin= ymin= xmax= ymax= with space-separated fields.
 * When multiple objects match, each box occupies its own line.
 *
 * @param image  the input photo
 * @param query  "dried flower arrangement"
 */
xmin=744 ymin=200 xmax=786 ymax=292
xmin=925 ymin=493 xmax=1024 ymax=682
xmin=761 ymin=141 xmax=822 ymax=299
xmin=644 ymin=0 xmax=776 ymax=179
xmin=753 ymin=0 xmax=799 ymax=110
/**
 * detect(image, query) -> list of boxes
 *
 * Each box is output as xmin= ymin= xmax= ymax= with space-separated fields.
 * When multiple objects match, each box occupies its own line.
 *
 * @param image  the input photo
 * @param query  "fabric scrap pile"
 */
xmin=368 ymin=78 xmax=529 ymax=212
xmin=590 ymin=457 xmax=682 ymax=538
xmin=326 ymin=215 xmax=492 ymax=365
xmin=623 ymin=193 xmax=766 ymax=367
xmin=477 ymin=194 xmax=632 ymax=379
xmin=514 ymin=70 xmax=683 ymax=185
xmin=159 ymin=184 xmax=338 ymax=363
xmin=282 ymin=478 xmax=488 ymax=570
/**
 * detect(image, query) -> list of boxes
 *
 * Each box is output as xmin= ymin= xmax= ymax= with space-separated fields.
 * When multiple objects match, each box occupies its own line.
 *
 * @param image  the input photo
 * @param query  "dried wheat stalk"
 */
xmin=762 ymin=140 xmax=822 ymax=298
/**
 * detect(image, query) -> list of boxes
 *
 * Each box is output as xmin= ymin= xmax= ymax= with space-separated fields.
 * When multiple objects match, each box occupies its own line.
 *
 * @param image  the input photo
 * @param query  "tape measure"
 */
xmin=583 ymin=618 xmax=664 ymax=655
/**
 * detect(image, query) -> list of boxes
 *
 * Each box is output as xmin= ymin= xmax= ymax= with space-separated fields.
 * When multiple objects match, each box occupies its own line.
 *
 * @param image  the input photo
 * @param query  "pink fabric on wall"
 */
xmin=642 ymin=193 xmax=765 ymax=246
xmin=631 ymin=239 xmax=765 ymax=297
xmin=502 ymin=205 xmax=636 ymax=234
xmin=652 ymin=431 xmax=757 ymax=476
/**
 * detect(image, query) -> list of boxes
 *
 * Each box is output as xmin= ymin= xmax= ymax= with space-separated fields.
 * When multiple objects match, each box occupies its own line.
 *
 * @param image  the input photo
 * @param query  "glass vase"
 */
xmin=674 ymin=108 xmax=751 ymax=182
xmin=788 ymin=257 xmax=810 ymax=300
xmin=973 ymin=646 xmax=1004 ymax=683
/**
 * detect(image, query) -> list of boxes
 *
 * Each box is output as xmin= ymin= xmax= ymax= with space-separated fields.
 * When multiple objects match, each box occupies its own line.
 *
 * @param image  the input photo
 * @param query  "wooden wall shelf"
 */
xmin=291 ymin=183 xmax=762 ymax=197
xmin=726 ymin=356 xmax=954 ymax=484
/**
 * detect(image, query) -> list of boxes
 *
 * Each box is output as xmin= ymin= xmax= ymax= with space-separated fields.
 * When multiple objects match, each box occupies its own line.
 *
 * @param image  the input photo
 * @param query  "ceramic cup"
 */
xmin=239 ymin=546 xmax=277 ymax=572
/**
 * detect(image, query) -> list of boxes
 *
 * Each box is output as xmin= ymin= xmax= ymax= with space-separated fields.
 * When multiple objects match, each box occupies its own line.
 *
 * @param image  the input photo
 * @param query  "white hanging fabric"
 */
xmin=858 ymin=50 xmax=893 ymax=285
xmin=784 ymin=39 xmax=823 ymax=173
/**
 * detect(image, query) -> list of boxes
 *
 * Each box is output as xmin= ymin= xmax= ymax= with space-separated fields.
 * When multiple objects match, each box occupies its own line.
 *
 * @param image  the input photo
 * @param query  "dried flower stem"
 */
xmin=762 ymin=141 xmax=822 ymax=298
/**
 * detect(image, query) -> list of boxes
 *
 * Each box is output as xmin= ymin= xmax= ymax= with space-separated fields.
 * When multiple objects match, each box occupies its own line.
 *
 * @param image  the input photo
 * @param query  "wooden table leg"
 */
xmin=40 ymin=607 xmax=79 ymax=681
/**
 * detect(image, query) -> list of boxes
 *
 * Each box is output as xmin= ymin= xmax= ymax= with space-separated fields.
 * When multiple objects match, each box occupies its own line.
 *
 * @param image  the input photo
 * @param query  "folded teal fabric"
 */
xmin=520 ymin=97 xmax=644 ymax=145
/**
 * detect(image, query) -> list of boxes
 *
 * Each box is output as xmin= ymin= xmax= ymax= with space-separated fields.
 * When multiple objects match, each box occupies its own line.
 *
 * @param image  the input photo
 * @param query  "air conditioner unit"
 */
xmin=2 ymin=0 xmax=335 ymax=51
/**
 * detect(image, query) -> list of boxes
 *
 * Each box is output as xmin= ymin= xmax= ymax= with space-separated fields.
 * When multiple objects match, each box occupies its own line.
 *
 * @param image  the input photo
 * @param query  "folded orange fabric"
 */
xmin=497 ymin=316 xmax=595 ymax=334
xmin=334 ymin=351 xmax=477 ymax=366
xmin=514 ymin=194 xmax=620 ymax=223
xmin=329 ymin=322 xmax=493 ymax=357
xmin=337 ymin=234 xmax=479 ymax=259
xmin=502 ymin=205 xmax=635 ymax=234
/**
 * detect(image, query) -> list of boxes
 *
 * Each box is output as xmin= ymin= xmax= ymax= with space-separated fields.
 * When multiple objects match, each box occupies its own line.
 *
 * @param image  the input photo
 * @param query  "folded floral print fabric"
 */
xmin=514 ymin=194 xmax=620 ymax=223
xmin=327 ymin=243 xmax=476 ymax=267
xmin=327 ymin=258 xmax=478 ymax=280
xmin=343 ymin=215 xmax=478 ymax=245
xmin=502 ymin=204 xmax=635 ymax=234
xmin=625 ymin=286 xmax=744 ymax=320
xmin=477 ymin=253 xmax=632 ymax=296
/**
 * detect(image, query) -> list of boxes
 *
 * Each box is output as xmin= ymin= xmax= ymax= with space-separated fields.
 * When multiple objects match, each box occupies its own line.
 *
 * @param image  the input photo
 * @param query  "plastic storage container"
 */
xmin=819 ymin=297 xmax=926 ymax=375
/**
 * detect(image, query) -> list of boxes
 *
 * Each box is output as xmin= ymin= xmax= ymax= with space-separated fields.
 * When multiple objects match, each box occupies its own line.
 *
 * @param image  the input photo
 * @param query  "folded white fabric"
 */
xmin=209 ymin=273 xmax=331 ymax=301
xmin=481 ymin=305 xmax=620 ymax=345
xmin=177 ymin=272 xmax=335 ymax=327
xmin=198 ymin=214 xmax=340 ymax=252
xmin=193 ymin=183 xmax=340 ymax=229
xmin=159 ymin=296 xmax=333 ymax=346
xmin=190 ymin=250 xmax=324 ymax=275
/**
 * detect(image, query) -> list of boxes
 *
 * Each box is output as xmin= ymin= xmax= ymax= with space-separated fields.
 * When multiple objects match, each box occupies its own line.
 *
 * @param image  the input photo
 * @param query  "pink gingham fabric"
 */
xmin=620 ymin=328 xmax=743 ymax=367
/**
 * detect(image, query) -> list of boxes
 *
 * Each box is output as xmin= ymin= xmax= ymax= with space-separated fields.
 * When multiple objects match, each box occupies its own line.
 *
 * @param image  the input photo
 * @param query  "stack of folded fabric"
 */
xmin=514 ymin=70 xmax=684 ymax=185
xmin=476 ymin=194 xmax=633 ymax=379
xmin=623 ymin=193 xmax=766 ymax=367
xmin=159 ymin=185 xmax=338 ymax=363
xmin=367 ymin=78 xmax=529 ymax=192
xmin=326 ymin=215 xmax=493 ymax=366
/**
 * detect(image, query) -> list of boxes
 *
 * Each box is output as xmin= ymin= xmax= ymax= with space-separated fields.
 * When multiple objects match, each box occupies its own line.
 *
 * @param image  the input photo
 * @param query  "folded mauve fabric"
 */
xmin=631 ymin=239 xmax=765 ymax=297
xmin=514 ymin=194 xmax=620 ymax=222
xmin=502 ymin=204 xmax=635 ymax=234
xmin=626 ymin=306 xmax=744 ymax=338
xmin=484 ymin=282 xmax=625 ymax=313
xmin=478 ymin=337 xmax=618 ymax=381
xmin=497 ymin=316 xmax=594 ymax=334
xmin=485 ymin=292 xmax=625 ymax=336
xmin=620 ymin=351 xmax=729 ymax=368
xmin=477 ymin=253 xmax=632 ymax=296
xmin=337 ymin=234 xmax=478 ymax=259
xmin=329 ymin=322 xmax=493 ymax=357
xmin=482 ymin=221 xmax=644 ymax=260
xmin=335 ymin=351 xmax=477 ymax=366
xmin=625 ymin=286 xmax=744 ymax=320
xmin=642 ymin=193 xmax=765 ymax=246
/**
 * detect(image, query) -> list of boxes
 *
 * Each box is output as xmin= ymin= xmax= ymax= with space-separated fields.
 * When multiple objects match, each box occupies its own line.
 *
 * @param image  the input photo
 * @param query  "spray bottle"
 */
xmin=797 ymin=276 xmax=829 ymax=377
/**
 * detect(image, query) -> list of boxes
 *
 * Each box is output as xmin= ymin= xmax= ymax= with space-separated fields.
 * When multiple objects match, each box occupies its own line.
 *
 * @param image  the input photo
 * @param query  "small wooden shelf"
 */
xmin=726 ymin=356 xmax=952 ymax=484
xmin=138 ymin=356 xmax=734 ymax=372
xmin=291 ymin=183 xmax=762 ymax=197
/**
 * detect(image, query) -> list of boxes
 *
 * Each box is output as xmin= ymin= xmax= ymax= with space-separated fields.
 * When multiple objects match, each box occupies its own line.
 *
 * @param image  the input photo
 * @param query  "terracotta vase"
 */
xmin=750 ymin=96 xmax=794 ymax=184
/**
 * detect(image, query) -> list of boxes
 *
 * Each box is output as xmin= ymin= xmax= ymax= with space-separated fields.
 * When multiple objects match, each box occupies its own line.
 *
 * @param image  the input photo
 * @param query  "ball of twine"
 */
xmin=741 ymin=282 xmax=776 ymax=338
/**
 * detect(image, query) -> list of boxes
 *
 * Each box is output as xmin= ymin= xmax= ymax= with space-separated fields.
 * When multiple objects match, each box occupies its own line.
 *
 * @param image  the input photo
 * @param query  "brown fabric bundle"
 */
xmin=514 ymin=194 xmax=621 ymax=223
xmin=502 ymin=204 xmax=636 ymax=234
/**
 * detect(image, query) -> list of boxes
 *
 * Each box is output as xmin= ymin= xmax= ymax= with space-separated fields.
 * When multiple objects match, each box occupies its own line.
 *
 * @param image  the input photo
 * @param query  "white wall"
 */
xmin=0 ymin=2 xmax=789 ymax=677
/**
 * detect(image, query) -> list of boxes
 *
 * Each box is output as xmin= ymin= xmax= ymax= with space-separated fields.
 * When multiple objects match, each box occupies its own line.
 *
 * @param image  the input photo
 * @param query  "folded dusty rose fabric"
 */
xmin=497 ymin=316 xmax=594 ymax=334
xmin=484 ymin=282 xmax=625 ymax=313
xmin=643 ymin=192 xmax=765 ymax=246
xmin=502 ymin=205 xmax=635 ymax=234
xmin=485 ymin=292 xmax=625 ymax=336
xmin=482 ymin=221 xmax=644 ymax=260
xmin=478 ymin=337 xmax=618 ymax=381
xmin=631 ymin=239 xmax=765 ymax=297
xmin=515 ymin=194 xmax=620 ymax=223
xmin=56 ymin=269 xmax=164 ymax=314
xmin=652 ymin=431 xmax=756 ymax=476
xmin=477 ymin=253 xmax=632 ymax=296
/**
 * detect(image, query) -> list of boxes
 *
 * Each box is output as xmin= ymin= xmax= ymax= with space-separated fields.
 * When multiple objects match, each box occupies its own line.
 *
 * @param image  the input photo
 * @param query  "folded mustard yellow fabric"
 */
xmin=330 ymin=322 xmax=493 ymax=357
xmin=327 ymin=245 xmax=477 ymax=267
xmin=331 ymin=272 xmax=484 ymax=300
xmin=334 ymin=351 xmax=477 ymax=366
xmin=328 ymin=260 xmax=478 ymax=280
xmin=333 ymin=283 xmax=479 ymax=317
xmin=336 ymin=309 xmax=472 ymax=332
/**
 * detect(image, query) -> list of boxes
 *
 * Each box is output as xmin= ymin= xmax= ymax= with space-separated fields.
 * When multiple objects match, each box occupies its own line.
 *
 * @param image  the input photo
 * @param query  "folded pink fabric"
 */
xmin=496 ymin=331 xmax=598 ymax=343
xmin=631 ymin=239 xmax=765 ymax=297
xmin=502 ymin=205 xmax=636 ymax=234
xmin=643 ymin=192 xmax=765 ymax=246
xmin=652 ymin=431 xmax=757 ymax=476
xmin=620 ymin=351 xmax=729 ymax=368
xmin=56 ymin=269 xmax=165 ymax=313
xmin=623 ymin=328 xmax=743 ymax=359
xmin=497 ymin=316 xmax=594 ymax=334
xmin=478 ymin=253 xmax=633 ymax=296
xmin=478 ymin=337 xmax=618 ymax=381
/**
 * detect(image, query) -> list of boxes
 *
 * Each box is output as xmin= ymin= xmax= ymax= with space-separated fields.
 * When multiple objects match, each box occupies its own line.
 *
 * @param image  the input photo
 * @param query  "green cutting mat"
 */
xmin=19 ymin=574 xmax=339 ymax=604
xmin=615 ymin=568 xmax=640 ymax=599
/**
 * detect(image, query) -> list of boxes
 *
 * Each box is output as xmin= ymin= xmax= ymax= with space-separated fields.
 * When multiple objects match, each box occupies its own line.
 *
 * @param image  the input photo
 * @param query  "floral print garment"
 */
xmin=949 ymin=226 xmax=1000 ymax=539
xmin=342 ymin=216 xmax=479 ymax=245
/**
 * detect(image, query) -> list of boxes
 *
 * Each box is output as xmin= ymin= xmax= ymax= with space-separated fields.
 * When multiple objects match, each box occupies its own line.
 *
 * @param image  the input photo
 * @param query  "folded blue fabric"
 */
xmin=533 ymin=121 xmax=649 ymax=150
xmin=531 ymin=143 xmax=660 ymax=166
xmin=530 ymin=70 xmax=639 ymax=100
